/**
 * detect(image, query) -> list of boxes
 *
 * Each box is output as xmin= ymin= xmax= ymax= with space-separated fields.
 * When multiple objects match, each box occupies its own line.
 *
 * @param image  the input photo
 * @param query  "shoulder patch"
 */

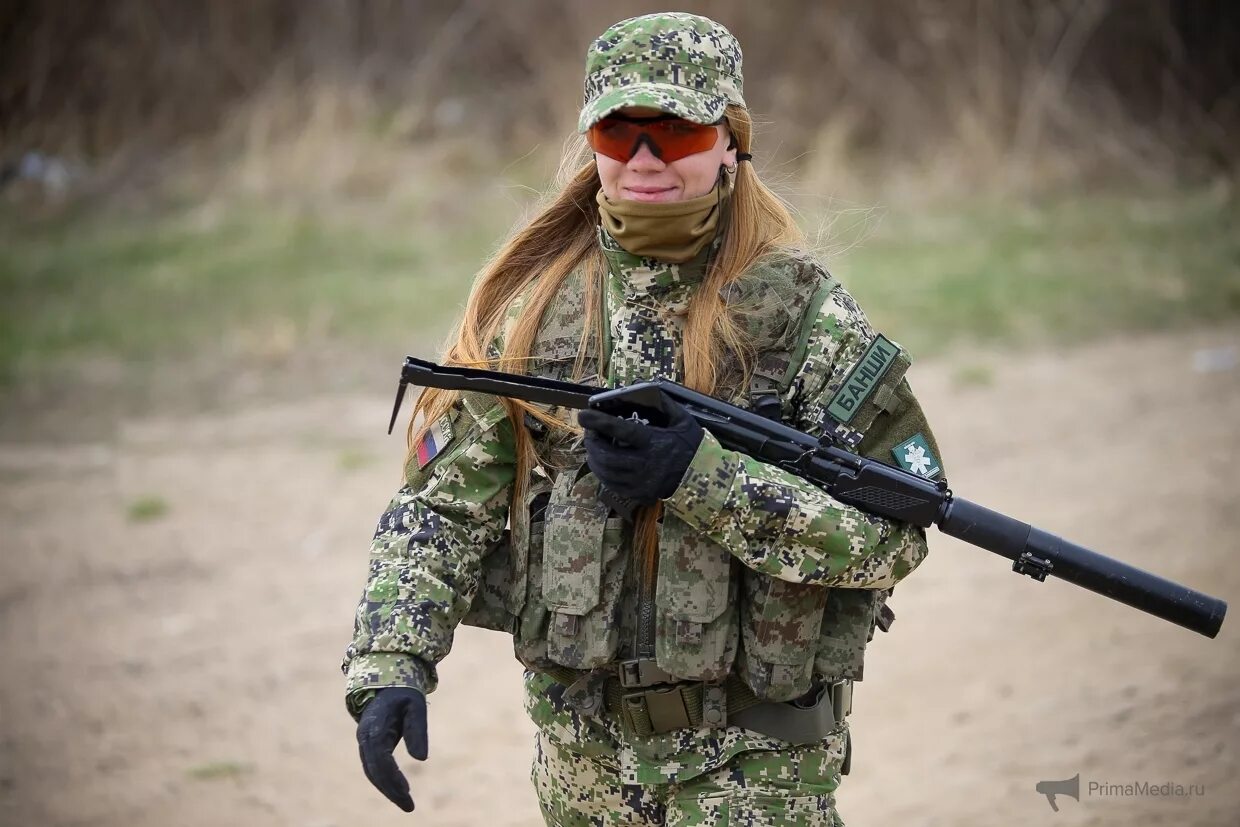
xmin=826 ymin=334 xmax=899 ymax=424
xmin=892 ymin=432 xmax=941 ymax=480
xmin=415 ymin=413 xmax=455 ymax=470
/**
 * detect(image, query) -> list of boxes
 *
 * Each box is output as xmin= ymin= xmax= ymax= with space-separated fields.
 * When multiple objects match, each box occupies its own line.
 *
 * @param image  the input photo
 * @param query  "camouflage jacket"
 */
xmin=343 ymin=228 xmax=943 ymax=783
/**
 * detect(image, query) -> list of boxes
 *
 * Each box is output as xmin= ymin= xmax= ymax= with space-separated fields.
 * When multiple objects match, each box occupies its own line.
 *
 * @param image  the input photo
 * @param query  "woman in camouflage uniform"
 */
xmin=344 ymin=12 xmax=944 ymax=825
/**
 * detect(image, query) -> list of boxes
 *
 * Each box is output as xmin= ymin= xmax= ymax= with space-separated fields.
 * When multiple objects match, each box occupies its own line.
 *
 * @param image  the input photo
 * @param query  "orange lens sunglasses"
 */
xmin=587 ymin=114 xmax=722 ymax=163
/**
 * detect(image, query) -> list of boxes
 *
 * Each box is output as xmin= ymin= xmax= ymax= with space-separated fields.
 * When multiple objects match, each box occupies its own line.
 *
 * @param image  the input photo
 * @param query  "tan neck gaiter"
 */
xmin=596 ymin=184 xmax=728 ymax=263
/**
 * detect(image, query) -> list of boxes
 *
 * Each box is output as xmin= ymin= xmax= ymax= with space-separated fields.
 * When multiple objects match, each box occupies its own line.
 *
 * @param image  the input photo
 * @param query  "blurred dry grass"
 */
xmin=1 ymin=0 xmax=1238 ymax=416
xmin=4 ymin=0 xmax=1238 ymax=200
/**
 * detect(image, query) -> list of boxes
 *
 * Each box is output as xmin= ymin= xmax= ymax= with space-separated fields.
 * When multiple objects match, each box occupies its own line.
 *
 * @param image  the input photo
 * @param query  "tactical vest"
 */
xmin=461 ymin=251 xmax=923 ymax=703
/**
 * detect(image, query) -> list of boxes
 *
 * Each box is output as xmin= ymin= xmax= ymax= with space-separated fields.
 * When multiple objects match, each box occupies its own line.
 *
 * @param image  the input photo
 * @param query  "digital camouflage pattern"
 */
xmin=343 ymin=216 xmax=941 ymax=825
xmin=653 ymin=516 xmax=737 ymax=683
xmin=601 ymin=226 xmax=708 ymax=387
xmin=665 ymin=428 xmax=927 ymax=588
xmin=579 ymin=13 xmax=745 ymax=132
xmin=541 ymin=471 xmax=628 ymax=670
xmin=524 ymin=670 xmax=837 ymax=791
xmin=600 ymin=228 xmax=930 ymax=593
xmin=815 ymin=589 xmax=879 ymax=683
xmin=341 ymin=401 xmax=515 ymax=715
xmin=530 ymin=675 xmax=847 ymax=826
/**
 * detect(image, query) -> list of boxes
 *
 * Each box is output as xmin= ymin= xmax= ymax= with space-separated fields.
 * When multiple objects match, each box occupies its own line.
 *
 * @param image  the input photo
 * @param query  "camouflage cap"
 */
xmin=579 ymin=13 xmax=745 ymax=133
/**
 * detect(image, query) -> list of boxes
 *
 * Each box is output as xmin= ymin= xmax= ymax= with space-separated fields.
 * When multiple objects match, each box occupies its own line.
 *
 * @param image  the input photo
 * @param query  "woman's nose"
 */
xmin=627 ymin=140 xmax=665 ymax=170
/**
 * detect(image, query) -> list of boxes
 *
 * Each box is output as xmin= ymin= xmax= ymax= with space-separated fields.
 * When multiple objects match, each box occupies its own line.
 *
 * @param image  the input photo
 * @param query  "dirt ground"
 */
xmin=1 ymin=328 xmax=1238 ymax=827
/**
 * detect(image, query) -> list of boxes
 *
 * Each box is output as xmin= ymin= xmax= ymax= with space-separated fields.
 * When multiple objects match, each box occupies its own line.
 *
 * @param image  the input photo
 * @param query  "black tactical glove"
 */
xmin=578 ymin=395 xmax=704 ymax=505
xmin=356 ymin=687 xmax=428 ymax=812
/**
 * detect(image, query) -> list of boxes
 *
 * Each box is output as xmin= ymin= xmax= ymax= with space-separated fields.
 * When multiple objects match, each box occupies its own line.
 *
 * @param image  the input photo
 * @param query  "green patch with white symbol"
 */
xmin=892 ymin=432 xmax=941 ymax=480
xmin=826 ymin=334 xmax=899 ymax=424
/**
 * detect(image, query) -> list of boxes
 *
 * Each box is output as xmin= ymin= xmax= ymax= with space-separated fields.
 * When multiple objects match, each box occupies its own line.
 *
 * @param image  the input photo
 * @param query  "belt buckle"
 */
xmin=618 ymin=658 xmax=673 ymax=689
xmin=622 ymin=685 xmax=692 ymax=736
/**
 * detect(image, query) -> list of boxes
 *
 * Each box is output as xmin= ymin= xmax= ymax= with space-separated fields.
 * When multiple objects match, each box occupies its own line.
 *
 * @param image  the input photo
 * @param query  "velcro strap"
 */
xmin=872 ymin=383 xmax=903 ymax=414
xmin=460 ymin=390 xmax=506 ymax=430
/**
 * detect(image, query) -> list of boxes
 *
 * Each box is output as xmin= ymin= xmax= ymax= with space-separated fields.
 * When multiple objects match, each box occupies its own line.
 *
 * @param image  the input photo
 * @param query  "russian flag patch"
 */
xmin=415 ymin=414 xmax=455 ymax=470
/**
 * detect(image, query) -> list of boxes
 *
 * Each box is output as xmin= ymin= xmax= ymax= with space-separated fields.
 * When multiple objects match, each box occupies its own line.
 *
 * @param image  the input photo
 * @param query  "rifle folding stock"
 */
xmin=390 ymin=357 xmax=1227 ymax=639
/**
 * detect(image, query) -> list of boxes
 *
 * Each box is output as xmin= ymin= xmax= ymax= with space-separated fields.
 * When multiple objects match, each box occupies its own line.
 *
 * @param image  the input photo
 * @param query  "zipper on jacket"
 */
xmin=637 ymin=575 xmax=656 ymax=659
xmin=635 ymin=515 xmax=659 ymax=659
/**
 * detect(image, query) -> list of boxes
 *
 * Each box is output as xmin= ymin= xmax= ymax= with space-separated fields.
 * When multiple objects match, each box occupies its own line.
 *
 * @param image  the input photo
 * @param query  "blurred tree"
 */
xmin=1 ymin=0 xmax=1236 ymax=179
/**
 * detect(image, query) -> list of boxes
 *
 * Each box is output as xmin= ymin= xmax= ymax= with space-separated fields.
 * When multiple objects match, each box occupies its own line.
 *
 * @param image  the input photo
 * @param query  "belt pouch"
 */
xmin=513 ymin=478 xmax=554 ymax=669
xmin=542 ymin=469 xmax=624 ymax=669
xmin=739 ymin=570 xmax=829 ymax=701
xmin=814 ymin=588 xmax=878 ymax=682
xmin=654 ymin=515 xmax=738 ymax=682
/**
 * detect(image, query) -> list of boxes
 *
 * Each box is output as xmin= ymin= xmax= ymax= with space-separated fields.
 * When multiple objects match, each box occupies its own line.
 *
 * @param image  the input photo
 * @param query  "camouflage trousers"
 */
xmin=531 ymin=727 xmax=847 ymax=826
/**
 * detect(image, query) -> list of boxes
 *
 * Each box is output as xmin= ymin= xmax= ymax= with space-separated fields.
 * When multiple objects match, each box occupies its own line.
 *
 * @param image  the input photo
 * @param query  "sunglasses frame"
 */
xmin=588 ymin=113 xmax=727 ymax=164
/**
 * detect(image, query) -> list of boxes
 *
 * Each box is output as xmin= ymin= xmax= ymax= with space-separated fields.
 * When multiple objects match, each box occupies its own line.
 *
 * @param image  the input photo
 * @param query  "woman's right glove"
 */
xmin=578 ymin=394 xmax=704 ymax=505
xmin=356 ymin=687 xmax=428 ymax=812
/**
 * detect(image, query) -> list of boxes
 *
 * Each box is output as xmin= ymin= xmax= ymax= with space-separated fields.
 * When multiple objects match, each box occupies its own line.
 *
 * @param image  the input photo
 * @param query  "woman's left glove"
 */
xmin=578 ymin=394 xmax=704 ymax=504
xmin=356 ymin=687 xmax=428 ymax=812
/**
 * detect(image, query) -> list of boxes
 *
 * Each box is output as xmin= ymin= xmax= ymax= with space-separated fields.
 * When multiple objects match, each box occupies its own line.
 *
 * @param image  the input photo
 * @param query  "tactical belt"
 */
xmin=541 ymin=660 xmax=851 ymax=747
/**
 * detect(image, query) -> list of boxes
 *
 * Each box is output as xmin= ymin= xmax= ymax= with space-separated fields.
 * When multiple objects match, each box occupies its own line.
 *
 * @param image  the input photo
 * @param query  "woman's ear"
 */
xmin=722 ymin=131 xmax=738 ymax=169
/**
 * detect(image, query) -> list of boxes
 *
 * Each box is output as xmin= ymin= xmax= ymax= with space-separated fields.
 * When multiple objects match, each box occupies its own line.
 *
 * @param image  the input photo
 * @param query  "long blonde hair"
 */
xmin=407 ymin=106 xmax=803 ymax=553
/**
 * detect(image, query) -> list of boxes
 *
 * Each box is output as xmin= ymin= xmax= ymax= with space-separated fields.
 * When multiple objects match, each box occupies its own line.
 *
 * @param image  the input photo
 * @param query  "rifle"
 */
xmin=387 ymin=356 xmax=1227 ymax=639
